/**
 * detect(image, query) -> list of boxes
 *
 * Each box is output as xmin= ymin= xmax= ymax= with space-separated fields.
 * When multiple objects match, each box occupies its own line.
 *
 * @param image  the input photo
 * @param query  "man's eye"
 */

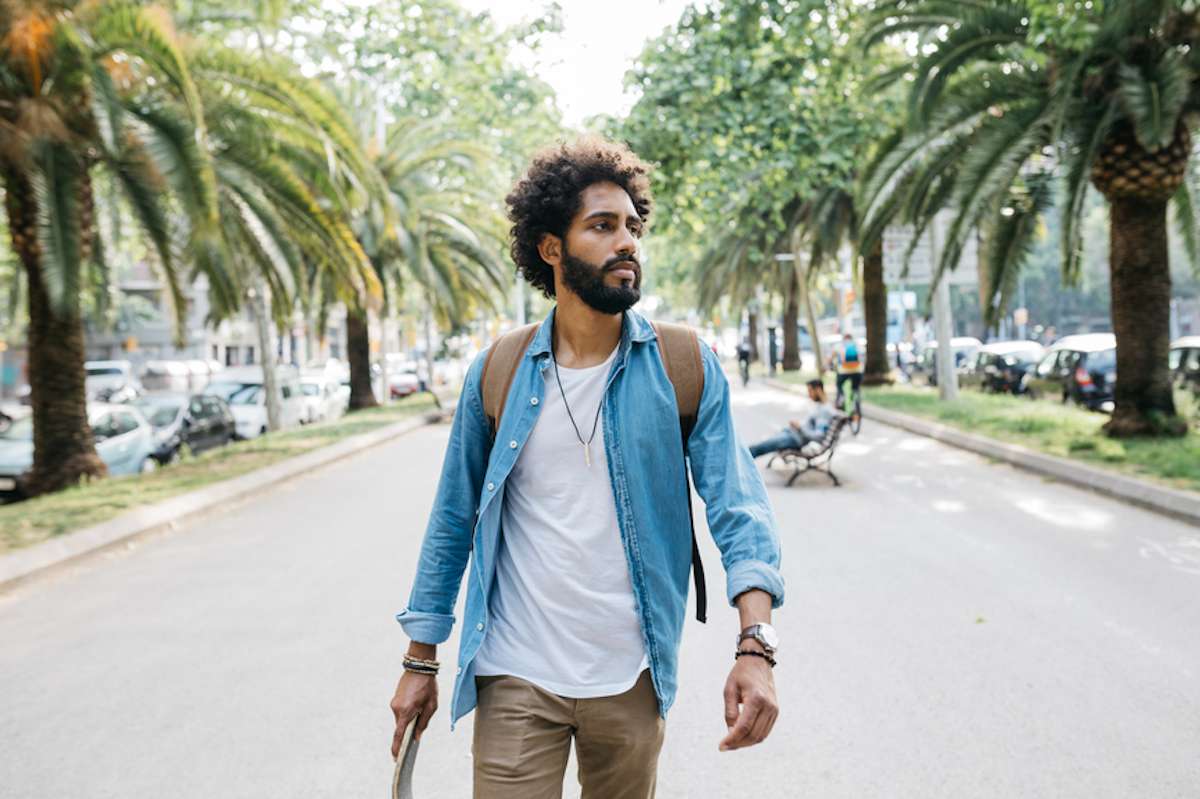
xmin=593 ymin=222 xmax=610 ymax=231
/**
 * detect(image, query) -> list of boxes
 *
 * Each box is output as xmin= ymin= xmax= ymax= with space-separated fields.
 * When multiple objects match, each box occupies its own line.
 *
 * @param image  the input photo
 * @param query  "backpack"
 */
xmin=843 ymin=341 xmax=860 ymax=366
xmin=480 ymin=320 xmax=709 ymax=623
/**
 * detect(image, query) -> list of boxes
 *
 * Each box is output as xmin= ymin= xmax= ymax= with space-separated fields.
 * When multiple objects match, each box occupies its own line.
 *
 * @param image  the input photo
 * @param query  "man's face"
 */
xmin=543 ymin=182 xmax=644 ymax=315
xmin=808 ymin=386 xmax=823 ymax=403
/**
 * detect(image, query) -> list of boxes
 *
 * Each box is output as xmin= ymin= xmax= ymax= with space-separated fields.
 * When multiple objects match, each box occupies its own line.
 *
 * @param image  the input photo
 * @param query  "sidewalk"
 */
xmin=764 ymin=377 xmax=1200 ymax=526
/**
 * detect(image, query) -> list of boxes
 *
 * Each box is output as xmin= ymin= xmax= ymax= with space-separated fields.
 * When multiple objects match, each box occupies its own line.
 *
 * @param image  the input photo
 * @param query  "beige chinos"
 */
xmin=471 ymin=670 xmax=665 ymax=798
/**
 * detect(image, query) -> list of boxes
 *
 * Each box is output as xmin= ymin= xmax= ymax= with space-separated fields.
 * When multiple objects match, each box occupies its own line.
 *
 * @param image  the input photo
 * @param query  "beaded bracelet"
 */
xmin=735 ymin=649 xmax=777 ymax=668
xmin=403 ymin=655 xmax=440 ymax=675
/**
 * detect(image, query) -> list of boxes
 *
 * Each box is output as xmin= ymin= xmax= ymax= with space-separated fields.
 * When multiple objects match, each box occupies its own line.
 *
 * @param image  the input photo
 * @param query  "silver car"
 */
xmin=0 ymin=403 xmax=159 ymax=502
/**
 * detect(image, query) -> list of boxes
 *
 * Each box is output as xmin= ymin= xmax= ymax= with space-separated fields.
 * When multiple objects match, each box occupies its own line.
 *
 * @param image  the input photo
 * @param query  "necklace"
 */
xmin=550 ymin=331 xmax=606 ymax=468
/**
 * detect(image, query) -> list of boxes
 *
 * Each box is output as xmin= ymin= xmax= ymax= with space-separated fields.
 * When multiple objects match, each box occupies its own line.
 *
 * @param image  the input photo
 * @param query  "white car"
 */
xmin=203 ymin=366 xmax=304 ymax=439
xmin=299 ymin=373 xmax=346 ymax=424
xmin=85 ymin=360 xmax=142 ymax=403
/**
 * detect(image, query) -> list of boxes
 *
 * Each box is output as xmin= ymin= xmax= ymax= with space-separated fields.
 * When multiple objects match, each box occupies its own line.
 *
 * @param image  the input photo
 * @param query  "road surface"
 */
xmin=2 ymin=381 xmax=1198 ymax=798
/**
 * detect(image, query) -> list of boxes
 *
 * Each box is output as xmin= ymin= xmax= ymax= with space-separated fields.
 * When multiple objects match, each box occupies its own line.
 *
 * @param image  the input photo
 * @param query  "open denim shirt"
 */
xmin=397 ymin=309 xmax=784 ymax=728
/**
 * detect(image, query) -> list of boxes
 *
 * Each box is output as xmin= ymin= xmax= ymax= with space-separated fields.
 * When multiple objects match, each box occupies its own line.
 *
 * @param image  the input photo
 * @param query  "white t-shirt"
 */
xmin=473 ymin=346 xmax=648 ymax=697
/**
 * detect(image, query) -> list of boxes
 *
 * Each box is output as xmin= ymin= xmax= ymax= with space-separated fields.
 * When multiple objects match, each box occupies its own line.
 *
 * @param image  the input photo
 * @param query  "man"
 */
xmin=736 ymin=338 xmax=752 ymax=386
xmin=830 ymin=332 xmax=863 ymax=410
xmin=389 ymin=137 xmax=784 ymax=798
xmin=748 ymin=379 xmax=834 ymax=457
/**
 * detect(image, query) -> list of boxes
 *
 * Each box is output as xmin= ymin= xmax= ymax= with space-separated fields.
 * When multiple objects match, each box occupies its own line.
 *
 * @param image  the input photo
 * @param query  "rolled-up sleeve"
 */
xmin=686 ymin=345 xmax=785 ymax=608
xmin=396 ymin=351 xmax=492 ymax=644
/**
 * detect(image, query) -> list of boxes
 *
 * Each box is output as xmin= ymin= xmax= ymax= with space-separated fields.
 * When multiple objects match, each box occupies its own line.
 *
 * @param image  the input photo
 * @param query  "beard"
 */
xmin=560 ymin=248 xmax=642 ymax=315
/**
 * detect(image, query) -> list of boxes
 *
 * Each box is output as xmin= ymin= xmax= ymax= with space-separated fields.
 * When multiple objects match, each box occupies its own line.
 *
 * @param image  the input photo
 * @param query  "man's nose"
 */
xmin=615 ymin=225 xmax=638 ymax=258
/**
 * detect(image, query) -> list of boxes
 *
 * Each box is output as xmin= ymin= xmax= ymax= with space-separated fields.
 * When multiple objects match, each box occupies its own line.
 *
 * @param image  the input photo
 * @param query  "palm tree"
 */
xmin=862 ymin=0 xmax=1200 ymax=436
xmin=182 ymin=44 xmax=381 ymax=426
xmin=345 ymin=118 xmax=508 ymax=410
xmin=1 ymin=0 xmax=219 ymax=495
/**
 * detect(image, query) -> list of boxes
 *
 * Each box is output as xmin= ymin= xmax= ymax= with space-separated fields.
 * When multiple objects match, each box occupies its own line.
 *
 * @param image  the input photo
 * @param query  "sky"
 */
xmin=457 ymin=0 xmax=694 ymax=127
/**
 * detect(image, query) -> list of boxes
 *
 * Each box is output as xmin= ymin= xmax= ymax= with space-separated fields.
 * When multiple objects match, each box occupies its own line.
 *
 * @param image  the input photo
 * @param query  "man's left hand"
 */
xmin=718 ymin=646 xmax=778 ymax=751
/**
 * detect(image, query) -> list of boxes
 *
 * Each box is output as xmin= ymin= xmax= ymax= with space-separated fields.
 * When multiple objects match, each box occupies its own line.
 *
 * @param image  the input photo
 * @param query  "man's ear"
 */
xmin=537 ymin=233 xmax=562 ymax=268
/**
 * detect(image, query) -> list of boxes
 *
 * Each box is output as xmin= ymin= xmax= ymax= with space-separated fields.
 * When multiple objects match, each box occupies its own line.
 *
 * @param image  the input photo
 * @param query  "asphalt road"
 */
xmin=2 ymin=381 xmax=1198 ymax=798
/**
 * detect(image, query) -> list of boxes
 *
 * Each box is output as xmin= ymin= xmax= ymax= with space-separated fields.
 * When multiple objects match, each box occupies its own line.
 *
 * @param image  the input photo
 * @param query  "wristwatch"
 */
xmin=737 ymin=623 xmax=779 ymax=656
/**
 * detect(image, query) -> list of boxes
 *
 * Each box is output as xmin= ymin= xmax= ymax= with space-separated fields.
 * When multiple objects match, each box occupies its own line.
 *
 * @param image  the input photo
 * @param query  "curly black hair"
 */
xmin=505 ymin=136 xmax=653 ymax=299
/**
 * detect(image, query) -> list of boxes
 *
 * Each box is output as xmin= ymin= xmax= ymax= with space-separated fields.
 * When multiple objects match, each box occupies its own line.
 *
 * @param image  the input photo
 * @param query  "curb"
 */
xmin=0 ymin=406 xmax=448 ymax=591
xmin=762 ymin=378 xmax=1200 ymax=526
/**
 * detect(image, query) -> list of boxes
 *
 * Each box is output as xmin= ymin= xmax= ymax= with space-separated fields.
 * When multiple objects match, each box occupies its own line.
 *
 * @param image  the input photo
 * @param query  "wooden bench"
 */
xmin=765 ymin=413 xmax=850 ymax=487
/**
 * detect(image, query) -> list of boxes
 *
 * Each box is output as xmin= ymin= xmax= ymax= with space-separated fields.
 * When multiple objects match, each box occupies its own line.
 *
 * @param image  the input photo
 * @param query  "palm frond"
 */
xmin=31 ymin=142 xmax=83 ymax=315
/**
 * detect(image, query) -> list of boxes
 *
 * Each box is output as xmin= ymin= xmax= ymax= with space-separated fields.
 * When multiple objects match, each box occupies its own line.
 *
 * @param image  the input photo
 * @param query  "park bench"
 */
xmin=765 ymin=413 xmax=850 ymax=487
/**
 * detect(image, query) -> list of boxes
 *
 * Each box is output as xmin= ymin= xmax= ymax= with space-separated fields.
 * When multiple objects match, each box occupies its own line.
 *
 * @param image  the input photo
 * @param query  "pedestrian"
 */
xmin=389 ymin=136 xmax=784 ymax=798
xmin=747 ymin=379 xmax=834 ymax=457
xmin=736 ymin=337 xmax=752 ymax=386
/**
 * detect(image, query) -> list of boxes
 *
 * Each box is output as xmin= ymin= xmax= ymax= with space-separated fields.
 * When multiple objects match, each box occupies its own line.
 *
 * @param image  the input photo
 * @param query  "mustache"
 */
xmin=603 ymin=255 xmax=640 ymax=271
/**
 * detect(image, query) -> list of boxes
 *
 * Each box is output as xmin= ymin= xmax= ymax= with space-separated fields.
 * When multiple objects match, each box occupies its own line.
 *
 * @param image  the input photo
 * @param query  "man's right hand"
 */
xmin=390 ymin=670 xmax=439 ymax=757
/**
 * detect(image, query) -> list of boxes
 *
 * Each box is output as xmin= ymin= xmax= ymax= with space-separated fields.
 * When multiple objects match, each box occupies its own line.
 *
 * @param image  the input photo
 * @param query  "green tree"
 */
xmin=862 ymin=0 xmax=1200 ymax=436
xmin=345 ymin=119 xmax=509 ymax=410
xmin=1 ymin=0 xmax=219 ymax=495
xmin=622 ymin=0 xmax=891 ymax=371
xmin=184 ymin=44 xmax=382 ymax=426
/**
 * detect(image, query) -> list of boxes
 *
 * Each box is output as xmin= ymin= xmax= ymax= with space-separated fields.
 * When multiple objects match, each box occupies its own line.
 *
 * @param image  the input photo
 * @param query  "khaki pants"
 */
xmin=472 ymin=670 xmax=665 ymax=799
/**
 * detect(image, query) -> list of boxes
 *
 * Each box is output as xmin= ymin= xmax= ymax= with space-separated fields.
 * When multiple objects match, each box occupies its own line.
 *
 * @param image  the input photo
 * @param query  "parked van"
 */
xmin=202 ymin=365 xmax=303 ymax=439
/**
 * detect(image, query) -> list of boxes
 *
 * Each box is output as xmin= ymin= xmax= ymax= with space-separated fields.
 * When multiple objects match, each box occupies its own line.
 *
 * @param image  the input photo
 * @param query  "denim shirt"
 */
xmin=397 ymin=308 xmax=784 ymax=728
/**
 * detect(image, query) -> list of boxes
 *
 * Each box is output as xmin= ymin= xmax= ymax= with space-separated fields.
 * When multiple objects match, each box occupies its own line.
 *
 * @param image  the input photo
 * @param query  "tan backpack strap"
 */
xmin=651 ymin=321 xmax=704 ymax=443
xmin=481 ymin=322 xmax=539 ymax=437
xmin=651 ymin=320 xmax=708 ymax=624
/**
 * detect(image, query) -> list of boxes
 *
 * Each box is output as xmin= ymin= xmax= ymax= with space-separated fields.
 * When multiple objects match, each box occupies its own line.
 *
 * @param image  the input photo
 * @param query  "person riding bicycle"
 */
xmin=829 ymin=333 xmax=863 ymax=411
xmin=748 ymin=380 xmax=835 ymax=457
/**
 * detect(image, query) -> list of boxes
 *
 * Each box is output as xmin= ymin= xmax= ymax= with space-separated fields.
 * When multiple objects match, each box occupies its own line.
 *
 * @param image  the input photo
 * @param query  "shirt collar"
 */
xmin=527 ymin=306 xmax=656 ymax=359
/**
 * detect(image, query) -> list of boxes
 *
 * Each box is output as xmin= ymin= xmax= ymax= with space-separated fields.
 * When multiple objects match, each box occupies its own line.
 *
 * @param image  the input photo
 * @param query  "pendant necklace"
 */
xmin=551 ymin=331 xmax=606 ymax=468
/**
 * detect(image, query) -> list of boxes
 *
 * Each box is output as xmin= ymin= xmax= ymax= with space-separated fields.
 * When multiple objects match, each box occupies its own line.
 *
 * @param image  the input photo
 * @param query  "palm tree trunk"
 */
xmin=346 ymin=306 xmax=377 ymax=411
xmin=747 ymin=306 xmax=760 ymax=362
xmin=249 ymin=282 xmax=282 ymax=431
xmin=1104 ymin=196 xmax=1183 ymax=436
xmin=782 ymin=268 xmax=801 ymax=371
xmin=3 ymin=167 xmax=105 ymax=496
xmin=862 ymin=241 xmax=891 ymax=386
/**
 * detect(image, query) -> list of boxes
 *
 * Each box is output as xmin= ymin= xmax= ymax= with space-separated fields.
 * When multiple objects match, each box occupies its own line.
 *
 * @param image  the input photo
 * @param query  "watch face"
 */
xmin=758 ymin=624 xmax=780 ymax=650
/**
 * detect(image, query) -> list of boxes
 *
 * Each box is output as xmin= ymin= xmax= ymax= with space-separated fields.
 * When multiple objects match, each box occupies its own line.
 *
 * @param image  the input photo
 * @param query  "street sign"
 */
xmin=883 ymin=212 xmax=978 ymax=287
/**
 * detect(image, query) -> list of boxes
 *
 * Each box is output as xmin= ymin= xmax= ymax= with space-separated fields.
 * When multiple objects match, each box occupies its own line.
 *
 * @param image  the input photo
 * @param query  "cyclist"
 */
xmin=748 ymin=380 xmax=834 ymax=457
xmin=829 ymin=333 xmax=863 ymax=412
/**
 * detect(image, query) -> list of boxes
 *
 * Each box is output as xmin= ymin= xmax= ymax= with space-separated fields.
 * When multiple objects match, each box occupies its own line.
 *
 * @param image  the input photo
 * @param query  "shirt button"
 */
xmin=457 ymin=667 xmax=463 ymax=676
xmin=509 ymin=440 xmax=517 ymax=449
xmin=476 ymin=623 xmax=484 ymax=631
xmin=486 ymin=482 xmax=495 ymax=491
xmin=530 ymin=397 xmax=539 ymax=406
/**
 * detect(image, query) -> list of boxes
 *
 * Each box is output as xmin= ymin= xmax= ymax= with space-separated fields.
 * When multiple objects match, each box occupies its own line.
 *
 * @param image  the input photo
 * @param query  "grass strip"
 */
xmin=863 ymin=384 xmax=1200 ymax=493
xmin=0 ymin=397 xmax=437 ymax=554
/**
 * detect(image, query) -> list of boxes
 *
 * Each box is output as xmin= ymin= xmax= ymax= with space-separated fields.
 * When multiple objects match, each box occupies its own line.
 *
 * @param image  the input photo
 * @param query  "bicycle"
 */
xmin=835 ymin=374 xmax=863 ymax=435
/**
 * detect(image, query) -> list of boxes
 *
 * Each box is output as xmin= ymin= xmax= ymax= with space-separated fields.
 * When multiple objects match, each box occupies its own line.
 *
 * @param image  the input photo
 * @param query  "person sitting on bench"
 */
xmin=749 ymin=379 xmax=835 ymax=458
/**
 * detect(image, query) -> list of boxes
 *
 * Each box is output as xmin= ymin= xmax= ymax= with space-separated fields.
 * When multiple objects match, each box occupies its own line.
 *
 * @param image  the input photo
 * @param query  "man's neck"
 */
xmin=552 ymin=293 xmax=623 ymax=368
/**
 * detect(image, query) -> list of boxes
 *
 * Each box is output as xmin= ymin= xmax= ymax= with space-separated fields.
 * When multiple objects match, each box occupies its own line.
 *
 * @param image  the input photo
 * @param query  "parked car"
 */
xmin=203 ymin=365 xmax=304 ymax=439
xmin=917 ymin=337 xmax=983 ymax=386
xmin=961 ymin=340 xmax=1044 ymax=394
xmin=299 ymin=372 xmax=346 ymax=424
xmin=0 ymin=403 xmax=158 ymax=502
xmin=85 ymin=360 xmax=142 ymax=403
xmin=1169 ymin=336 xmax=1200 ymax=394
xmin=1024 ymin=333 xmax=1117 ymax=411
xmin=134 ymin=393 xmax=236 ymax=463
xmin=387 ymin=367 xmax=422 ymax=399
